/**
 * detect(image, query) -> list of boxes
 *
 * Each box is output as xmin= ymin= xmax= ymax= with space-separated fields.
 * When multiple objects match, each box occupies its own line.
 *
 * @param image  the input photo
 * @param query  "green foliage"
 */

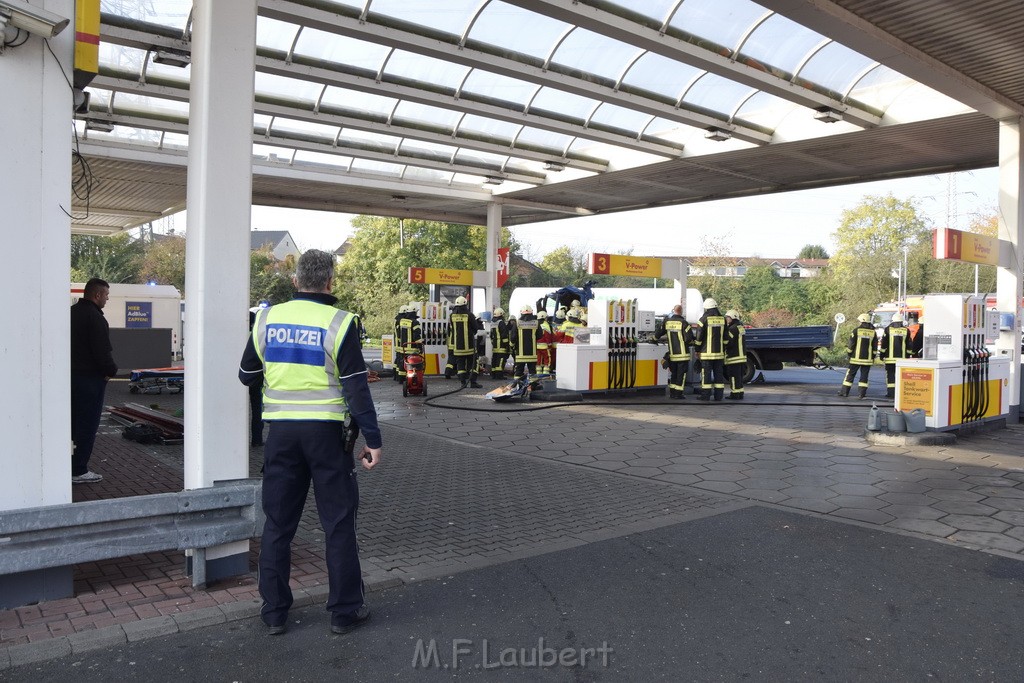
xmin=797 ymin=244 xmax=830 ymax=259
xmin=71 ymin=234 xmax=145 ymax=283
xmin=250 ymin=248 xmax=296 ymax=306
xmin=139 ymin=236 xmax=187 ymax=294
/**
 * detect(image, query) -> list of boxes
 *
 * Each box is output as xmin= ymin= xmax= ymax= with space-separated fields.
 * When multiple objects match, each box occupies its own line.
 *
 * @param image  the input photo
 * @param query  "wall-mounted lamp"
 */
xmin=813 ymin=107 xmax=843 ymax=123
xmin=152 ymin=48 xmax=190 ymax=68
xmin=0 ymin=0 xmax=70 ymax=40
xmin=704 ymin=128 xmax=731 ymax=142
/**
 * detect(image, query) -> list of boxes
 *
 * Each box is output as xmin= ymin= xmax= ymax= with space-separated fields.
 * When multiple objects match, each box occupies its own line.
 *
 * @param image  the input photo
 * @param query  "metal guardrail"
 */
xmin=0 ymin=479 xmax=263 ymax=588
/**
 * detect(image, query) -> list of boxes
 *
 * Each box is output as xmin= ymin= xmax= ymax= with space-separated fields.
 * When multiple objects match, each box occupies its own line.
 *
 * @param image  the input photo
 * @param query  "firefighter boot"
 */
xmin=837 ymin=386 xmax=850 ymax=397
xmin=857 ymin=386 xmax=868 ymax=400
xmin=469 ymin=372 xmax=483 ymax=389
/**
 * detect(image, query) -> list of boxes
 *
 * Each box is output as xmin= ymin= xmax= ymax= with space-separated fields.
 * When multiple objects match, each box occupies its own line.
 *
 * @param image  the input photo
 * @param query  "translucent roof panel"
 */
xmin=398 ymin=138 xmax=459 ymax=158
xmin=318 ymin=88 xmax=398 ymax=118
xmin=349 ymin=159 xmax=406 ymax=177
xmin=669 ymin=0 xmax=769 ymax=52
xmin=254 ymin=73 xmax=326 ymax=104
xmin=847 ymin=66 xmax=915 ymax=111
xmin=589 ymin=103 xmax=654 ymax=135
xmin=146 ymin=59 xmax=193 ymax=81
xmin=101 ymin=0 xmax=192 ymax=30
xmin=253 ymin=144 xmax=299 ymax=161
xmin=86 ymin=125 xmax=163 ymax=146
xmin=340 ymin=129 xmax=403 ymax=150
xmin=403 ymin=167 xmax=456 ymax=185
xmin=679 ymin=74 xmax=756 ymax=117
xmin=253 ymin=113 xmax=273 ymax=129
xmin=460 ymin=70 xmax=537 ymax=107
xmin=741 ymin=13 xmax=824 ymax=76
xmin=114 ymin=93 xmax=189 ymax=118
xmin=470 ymin=2 xmax=570 ymax=60
xmin=621 ymin=53 xmax=704 ymax=100
xmin=269 ymin=118 xmax=339 ymax=140
xmin=550 ymin=28 xmax=642 ymax=82
xmin=528 ymin=87 xmax=598 ymax=121
xmin=392 ymin=102 xmax=462 ymax=131
xmin=733 ymin=91 xmax=801 ymax=130
xmin=161 ymin=132 xmax=189 ymax=151
xmin=455 ymin=115 xmax=521 ymax=144
xmin=382 ymin=51 xmax=469 ymax=91
xmin=256 ymin=17 xmax=301 ymax=53
xmin=367 ymin=0 xmax=478 ymax=35
xmin=609 ymin=0 xmax=679 ymax=23
xmin=455 ymin=149 xmax=509 ymax=168
xmin=798 ymin=42 xmax=874 ymax=93
xmin=293 ymin=31 xmax=391 ymax=72
xmin=513 ymin=127 xmax=575 ymax=154
xmin=98 ymin=42 xmax=148 ymax=73
xmin=87 ymin=89 xmax=113 ymax=112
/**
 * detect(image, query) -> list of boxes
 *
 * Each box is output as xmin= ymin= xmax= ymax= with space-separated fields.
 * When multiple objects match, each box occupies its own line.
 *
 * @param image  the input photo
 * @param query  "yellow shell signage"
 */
xmin=590 ymin=253 xmax=663 ymax=278
xmin=408 ymin=267 xmax=475 ymax=285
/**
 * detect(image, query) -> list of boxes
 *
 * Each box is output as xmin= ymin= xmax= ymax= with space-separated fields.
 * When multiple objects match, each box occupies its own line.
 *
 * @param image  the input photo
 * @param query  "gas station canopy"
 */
xmin=73 ymin=0 xmax=1024 ymax=234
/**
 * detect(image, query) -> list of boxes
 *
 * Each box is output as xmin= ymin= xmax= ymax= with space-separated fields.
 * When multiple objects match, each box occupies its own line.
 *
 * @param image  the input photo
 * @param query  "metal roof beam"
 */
xmin=502 ymin=0 xmax=882 ymax=128
xmin=257 ymin=0 xmax=772 ymax=144
xmin=79 ymin=107 xmax=547 ymax=185
xmin=97 ymin=22 xmax=683 ymax=160
xmin=757 ymin=0 xmax=1021 ymax=120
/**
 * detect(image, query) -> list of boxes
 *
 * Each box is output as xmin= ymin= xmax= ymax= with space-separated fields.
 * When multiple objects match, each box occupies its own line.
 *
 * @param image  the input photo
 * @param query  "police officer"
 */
xmin=879 ymin=312 xmax=909 ymax=398
xmin=490 ymin=307 xmax=511 ymax=379
xmin=695 ymin=298 xmax=727 ymax=401
xmin=509 ymin=305 xmax=540 ymax=377
xmin=658 ymin=304 xmax=689 ymax=399
xmin=447 ymin=295 xmax=482 ymax=388
xmin=839 ymin=313 xmax=876 ymax=399
xmin=238 ymin=249 xmax=380 ymax=636
xmin=724 ymin=309 xmax=746 ymax=400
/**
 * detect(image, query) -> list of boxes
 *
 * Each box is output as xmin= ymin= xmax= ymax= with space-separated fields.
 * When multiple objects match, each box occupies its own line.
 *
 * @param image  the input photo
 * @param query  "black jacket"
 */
xmin=71 ymin=299 xmax=117 ymax=377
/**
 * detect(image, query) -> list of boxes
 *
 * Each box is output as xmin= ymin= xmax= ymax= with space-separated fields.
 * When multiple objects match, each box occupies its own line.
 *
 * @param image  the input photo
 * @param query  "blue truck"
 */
xmin=740 ymin=325 xmax=834 ymax=383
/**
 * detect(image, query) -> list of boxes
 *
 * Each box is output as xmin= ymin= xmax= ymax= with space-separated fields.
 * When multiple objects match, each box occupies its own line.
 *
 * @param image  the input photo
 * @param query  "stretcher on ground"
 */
xmin=128 ymin=366 xmax=184 ymax=394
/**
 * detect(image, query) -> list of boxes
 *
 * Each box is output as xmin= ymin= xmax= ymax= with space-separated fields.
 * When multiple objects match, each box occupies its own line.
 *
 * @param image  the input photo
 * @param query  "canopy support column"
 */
xmin=996 ymin=118 xmax=1023 ymax=422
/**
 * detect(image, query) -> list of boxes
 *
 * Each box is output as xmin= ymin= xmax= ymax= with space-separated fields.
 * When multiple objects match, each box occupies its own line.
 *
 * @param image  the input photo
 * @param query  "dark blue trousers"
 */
xmin=259 ymin=421 xmax=363 ymax=626
xmin=71 ymin=374 xmax=108 ymax=476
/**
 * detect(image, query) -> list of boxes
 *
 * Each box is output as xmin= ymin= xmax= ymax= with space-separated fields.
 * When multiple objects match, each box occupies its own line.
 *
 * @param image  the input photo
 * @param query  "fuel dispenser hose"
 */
xmin=420 ymin=384 xmax=893 ymax=413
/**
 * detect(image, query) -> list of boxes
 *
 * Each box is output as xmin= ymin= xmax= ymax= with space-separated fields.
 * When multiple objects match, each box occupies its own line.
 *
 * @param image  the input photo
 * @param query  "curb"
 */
xmin=1 ymin=576 xmax=403 ymax=671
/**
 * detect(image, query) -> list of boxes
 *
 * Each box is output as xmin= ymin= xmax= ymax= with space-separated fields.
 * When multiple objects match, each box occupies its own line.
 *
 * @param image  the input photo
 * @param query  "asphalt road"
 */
xmin=8 ymin=506 xmax=1024 ymax=682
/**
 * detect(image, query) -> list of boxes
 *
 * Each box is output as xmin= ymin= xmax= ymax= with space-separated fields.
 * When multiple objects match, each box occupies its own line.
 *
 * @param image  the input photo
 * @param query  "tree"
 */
xmin=250 ymin=248 xmax=296 ymax=306
xmin=139 ymin=236 xmax=187 ymax=294
xmin=797 ymin=244 xmax=830 ymax=259
xmin=337 ymin=216 xmax=520 ymax=336
xmin=538 ymin=245 xmax=589 ymax=284
xmin=70 ymin=233 xmax=145 ymax=283
xmin=829 ymin=193 xmax=930 ymax=317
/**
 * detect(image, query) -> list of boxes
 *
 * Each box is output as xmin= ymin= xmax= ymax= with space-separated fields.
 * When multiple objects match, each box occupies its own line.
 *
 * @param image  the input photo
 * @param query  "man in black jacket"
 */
xmin=70 ymin=278 xmax=118 ymax=483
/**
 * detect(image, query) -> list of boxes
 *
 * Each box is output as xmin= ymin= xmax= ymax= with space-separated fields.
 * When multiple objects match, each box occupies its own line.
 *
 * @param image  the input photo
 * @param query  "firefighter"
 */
xmin=907 ymin=313 xmax=924 ymax=358
xmin=549 ymin=307 xmax=566 ymax=375
xmin=489 ymin=307 xmax=511 ymax=379
xmin=724 ymin=309 xmax=746 ymax=400
xmin=509 ymin=305 xmax=540 ymax=378
xmin=695 ymin=298 xmax=727 ymax=401
xmin=393 ymin=305 xmax=408 ymax=383
xmin=446 ymin=296 xmax=482 ymax=388
xmin=397 ymin=303 xmax=423 ymax=371
xmin=684 ymin=319 xmax=701 ymax=395
xmin=559 ymin=306 xmax=584 ymax=344
xmin=879 ymin=312 xmax=909 ymax=398
xmin=839 ymin=313 xmax=876 ymax=399
xmin=658 ymin=304 xmax=689 ymax=399
xmin=537 ymin=310 xmax=554 ymax=374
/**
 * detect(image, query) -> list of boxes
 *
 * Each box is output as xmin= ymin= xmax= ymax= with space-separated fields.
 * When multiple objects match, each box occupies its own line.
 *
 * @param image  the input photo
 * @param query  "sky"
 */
xmin=210 ymin=167 xmax=1001 ymax=262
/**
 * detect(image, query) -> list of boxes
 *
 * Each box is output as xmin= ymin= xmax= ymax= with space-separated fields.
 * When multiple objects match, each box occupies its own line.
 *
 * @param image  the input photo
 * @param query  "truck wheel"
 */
xmin=743 ymin=355 xmax=757 ymax=384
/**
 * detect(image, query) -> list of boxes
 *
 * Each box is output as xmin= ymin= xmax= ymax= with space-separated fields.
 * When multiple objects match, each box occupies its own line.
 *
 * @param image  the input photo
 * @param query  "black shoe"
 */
xmin=727 ymin=394 xmax=741 ymax=400
xmin=837 ymin=389 xmax=849 ymax=397
xmin=470 ymin=382 xmax=483 ymax=388
xmin=696 ymin=395 xmax=710 ymax=401
xmin=331 ymin=606 xmax=371 ymax=634
xmin=264 ymin=620 xmax=287 ymax=636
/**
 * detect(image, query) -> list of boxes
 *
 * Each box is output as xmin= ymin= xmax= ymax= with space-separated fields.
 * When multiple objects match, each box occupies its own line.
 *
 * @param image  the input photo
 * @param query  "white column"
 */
xmin=486 ymin=202 xmax=501 ymax=313
xmin=0 ymin=0 xmax=74 ymax=511
xmin=183 ymin=0 xmax=256 ymax=569
xmin=996 ymin=118 xmax=1023 ymax=419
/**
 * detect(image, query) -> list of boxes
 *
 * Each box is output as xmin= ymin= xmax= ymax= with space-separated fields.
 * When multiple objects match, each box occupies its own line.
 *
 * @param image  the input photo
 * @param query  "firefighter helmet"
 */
xmin=857 ymin=313 xmax=872 ymax=323
xmin=537 ymin=310 xmax=548 ymax=320
xmin=725 ymin=309 xmax=739 ymax=319
xmin=891 ymin=313 xmax=904 ymax=323
xmin=703 ymin=298 xmax=718 ymax=310
xmin=520 ymin=305 xmax=534 ymax=315
xmin=493 ymin=307 xmax=504 ymax=318
xmin=455 ymin=296 xmax=468 ymax=306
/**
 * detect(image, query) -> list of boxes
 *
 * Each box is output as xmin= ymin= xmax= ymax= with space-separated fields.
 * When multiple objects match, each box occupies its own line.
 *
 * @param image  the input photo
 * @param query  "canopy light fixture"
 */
xmin=543 ymin=161 xmax=565 ymax=172
xmin=814 ymin=107 xmax=844 ymax=123
xmin=152 ymin=48 xmax=191 ymax=68
xmin=84 ymin=118 xmax=115 ymax=133
xmin=0 ymin=0 xmax=69 ymax=39
xmin=483 ymin=176 xmax=504 ymax=185
xmin=704 ymin=128 xmax=731 ymax=142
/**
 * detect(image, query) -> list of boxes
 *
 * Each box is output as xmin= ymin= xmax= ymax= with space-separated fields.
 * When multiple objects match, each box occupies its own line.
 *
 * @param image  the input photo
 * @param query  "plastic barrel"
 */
xmin=904 ymin=408 xmax=927 ymax=433
xmin=886 ymin=411 xmax=907 ymax=432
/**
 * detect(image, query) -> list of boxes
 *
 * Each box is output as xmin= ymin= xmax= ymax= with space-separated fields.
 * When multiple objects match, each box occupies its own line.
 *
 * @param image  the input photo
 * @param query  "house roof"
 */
xmin=250 ymin=230 xmax=293 ymax=251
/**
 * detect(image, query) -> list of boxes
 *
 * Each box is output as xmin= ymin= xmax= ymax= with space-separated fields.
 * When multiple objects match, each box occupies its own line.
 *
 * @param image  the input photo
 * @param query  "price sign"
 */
xmin=590 ymin=253 xmax=662 ymax=278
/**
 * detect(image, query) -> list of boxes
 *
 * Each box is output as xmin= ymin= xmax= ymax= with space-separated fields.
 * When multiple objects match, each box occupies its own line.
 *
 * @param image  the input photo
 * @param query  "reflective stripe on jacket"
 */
xmin=698 ymin=314 xmax=726 ymax=360
xmin=664 ymin=316 xmax=688 ymax=361
xmin=880 ymin=324 xmax=908 ymax=363
xmin=254 ymin=300 xmax=354 ymax=421
xmin=848 ymin=325 xmax=876 ymax=366
xmin=725 ymin=321 xmax=746 ymax=365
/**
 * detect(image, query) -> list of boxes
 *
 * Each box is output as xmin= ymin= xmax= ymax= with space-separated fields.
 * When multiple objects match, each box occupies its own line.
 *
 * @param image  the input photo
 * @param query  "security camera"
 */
xmin=0 ymin=0 xmax=71 ymax=39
